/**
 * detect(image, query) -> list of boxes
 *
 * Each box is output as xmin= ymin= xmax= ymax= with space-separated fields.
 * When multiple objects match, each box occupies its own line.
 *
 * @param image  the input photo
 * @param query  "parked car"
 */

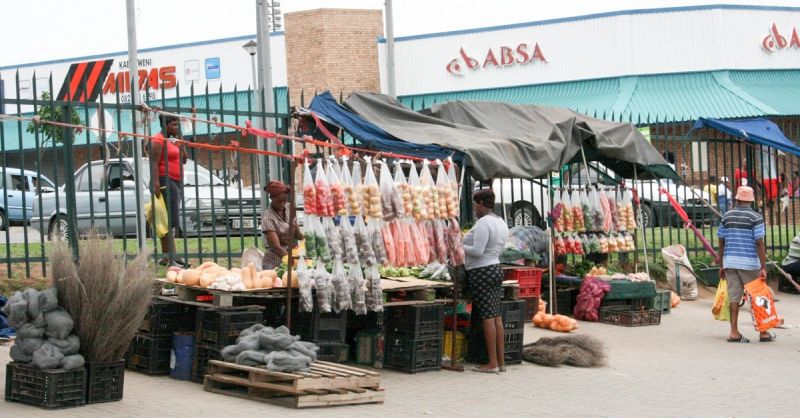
xmin=32 ymin=158 xmax=262 ymax=240
xmin=475 ymin=162 xmax=714 ymax=228
xmin=1 ymin=168 xmax=56 ymax=230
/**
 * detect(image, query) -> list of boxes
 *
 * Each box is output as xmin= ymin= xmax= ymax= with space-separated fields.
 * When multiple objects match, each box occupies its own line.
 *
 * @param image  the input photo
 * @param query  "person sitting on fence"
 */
xmin=718 ymin=186 xmax=775 ymax=343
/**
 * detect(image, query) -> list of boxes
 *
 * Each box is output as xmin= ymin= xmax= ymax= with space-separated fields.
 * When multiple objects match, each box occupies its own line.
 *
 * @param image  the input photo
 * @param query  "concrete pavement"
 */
xmin=2 ymin=291 xmax=798 ymax=418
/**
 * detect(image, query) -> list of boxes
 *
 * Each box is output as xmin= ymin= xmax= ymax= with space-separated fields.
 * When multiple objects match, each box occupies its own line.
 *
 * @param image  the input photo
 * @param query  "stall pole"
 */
xmin=444 ymin=162 xmax=465 ymax=372
xmin=548 ymin=172 xmax=555 ymax=315
xmin=634 ymin=165 xmax=650 ymax=276
xmin=285 ymin=159 xmax=298 ymax=329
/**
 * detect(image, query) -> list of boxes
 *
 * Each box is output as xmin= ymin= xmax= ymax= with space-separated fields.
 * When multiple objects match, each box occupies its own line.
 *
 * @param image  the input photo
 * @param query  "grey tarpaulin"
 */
xmin=343 ymin=93 xmax=679 ymax=182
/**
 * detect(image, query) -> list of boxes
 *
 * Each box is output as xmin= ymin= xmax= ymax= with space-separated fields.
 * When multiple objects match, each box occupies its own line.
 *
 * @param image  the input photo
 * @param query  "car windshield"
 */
xmin=138 ymin=159 xmax=225 ymax=186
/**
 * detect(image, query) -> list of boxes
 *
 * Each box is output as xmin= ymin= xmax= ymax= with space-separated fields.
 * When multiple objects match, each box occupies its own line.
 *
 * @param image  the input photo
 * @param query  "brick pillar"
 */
xmin=284 ymin=9 xmax=384 ymax=107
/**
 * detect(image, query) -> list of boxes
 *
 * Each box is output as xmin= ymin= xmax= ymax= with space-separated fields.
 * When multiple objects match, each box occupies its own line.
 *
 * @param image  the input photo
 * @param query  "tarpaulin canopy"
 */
xmin=308 ymin=91 xmax=451 ymax=160
xmin=689 ymin=117 xmax=800 ymax=158
xmin=341 ymin=92 xmax=678 ymax=181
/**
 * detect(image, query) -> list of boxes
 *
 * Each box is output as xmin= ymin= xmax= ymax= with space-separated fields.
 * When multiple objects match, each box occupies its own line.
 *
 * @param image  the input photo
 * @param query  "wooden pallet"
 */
xmin=203 ymin=360 xmax=384 ymax=408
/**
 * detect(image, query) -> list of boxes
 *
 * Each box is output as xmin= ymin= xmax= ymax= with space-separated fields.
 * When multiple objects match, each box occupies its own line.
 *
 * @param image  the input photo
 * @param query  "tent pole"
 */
xmin=548 ymin=172 xmax=554 ymax=315
xmin=579 ymin=145 xmax=593 ymax=186
xmin=634 ymin=164 xmax=650 ymax=276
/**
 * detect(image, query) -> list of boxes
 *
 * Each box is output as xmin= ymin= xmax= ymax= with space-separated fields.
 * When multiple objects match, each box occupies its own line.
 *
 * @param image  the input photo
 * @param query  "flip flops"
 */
xmin=759 ymin=331 xmax=777 ymax=342
xmin=727 ymin=335 xmax=750 ymax=343
xmin=470 ymin=367 xmax=499 ymax=374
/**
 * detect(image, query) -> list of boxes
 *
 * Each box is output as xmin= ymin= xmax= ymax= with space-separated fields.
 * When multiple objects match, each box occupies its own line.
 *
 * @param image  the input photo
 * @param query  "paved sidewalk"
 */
xmin=2 ymin=291 xmax=798 ymax=418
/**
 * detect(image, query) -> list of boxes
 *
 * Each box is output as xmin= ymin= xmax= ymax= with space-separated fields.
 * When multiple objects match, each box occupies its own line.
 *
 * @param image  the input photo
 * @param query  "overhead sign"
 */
xmin=446 ymin=42 xmax=547 ymax=76
xmin=761 ymin=23 xmax=800 ymax=52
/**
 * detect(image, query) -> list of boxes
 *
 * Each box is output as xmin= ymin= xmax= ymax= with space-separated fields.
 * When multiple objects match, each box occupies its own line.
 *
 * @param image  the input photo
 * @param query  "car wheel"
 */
xmin=48 ymin=215 xmax=70 ymax=241
xmin=639 ymin=202 xmax=656 ymax=228
xmin=0 ymin=210 xmax=6 ymax=231
xmin=512 ymin=202 xmax=543 ymax=228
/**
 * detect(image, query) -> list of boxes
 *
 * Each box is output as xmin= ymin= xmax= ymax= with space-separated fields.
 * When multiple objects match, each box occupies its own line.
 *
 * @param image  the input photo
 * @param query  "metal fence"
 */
xmin=0 ymin=71 xmax=292 ymax=280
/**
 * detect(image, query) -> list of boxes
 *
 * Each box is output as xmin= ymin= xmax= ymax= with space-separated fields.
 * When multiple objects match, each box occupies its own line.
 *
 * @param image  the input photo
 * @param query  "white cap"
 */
xmin=720 ymin=176 xmax=729 ymax=182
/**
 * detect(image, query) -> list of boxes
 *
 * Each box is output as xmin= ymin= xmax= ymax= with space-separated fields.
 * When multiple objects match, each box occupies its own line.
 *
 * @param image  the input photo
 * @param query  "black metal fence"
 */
xmin=1 ymin=71 xmax=292 ymax=280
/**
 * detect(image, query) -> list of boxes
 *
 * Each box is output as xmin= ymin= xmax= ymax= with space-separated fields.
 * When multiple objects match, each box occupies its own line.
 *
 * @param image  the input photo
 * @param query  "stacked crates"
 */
xmin=192 ymin=308 xmax=263 ymax=382
xmin=467 ymin=300 xmax=525 ymax=365
xmin=383 ymin=304 xmax=444 ymax=373
xmin=291 ymin=303 xmax=349 ymax=362
xmin=127 ymin=298 xmax=194 ymax=375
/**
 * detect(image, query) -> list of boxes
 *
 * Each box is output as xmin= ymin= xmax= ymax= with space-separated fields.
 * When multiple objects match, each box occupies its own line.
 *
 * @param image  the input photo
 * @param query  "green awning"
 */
xmin=399 ymin=70 xmax=800 ymax=123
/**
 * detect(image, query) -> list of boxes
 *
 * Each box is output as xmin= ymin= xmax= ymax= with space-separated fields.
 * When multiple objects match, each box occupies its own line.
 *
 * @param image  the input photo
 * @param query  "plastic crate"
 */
xmin=85 ymin=360 xmax=125 ymax=403
xmin=292 ymin=307 xmax=348 ymax=344
xmin=472 ymin=300 xmax=525 ymax=331
xmin=696 ymin=267 xmax=721 ymax=287
xmin=385 ymin=304 xmax=444 ymax=339
xmin=466 ymin=329 xmax=524 ymax=365
xmin=384 ymin=335 xmax=443 ymax=373
xmin=316 ymin=342 xmax=348 ymax=363
xmin=355 ymin=330 xmax=380 ymax=366
xmin=191 ymin=343 xmax=221 ymax=383
xmin=126 ymin=333 xmax=172 ymax=375
xmin=5 ymin=362 xmax=86 ymax=409
xmin=600 ymin=306 xmax=662 ymax=327
xmin=652 ymin=290 xmax=672 ymax=314
xmin=505 ymin=267 xmax=545 ymax=297
xmin=601 ymin=297 xmax=651 ymax=310
xmin=197 ymin=309 xmax=263 ymax=347
xmin=140 ymin=299 xmax=195 ymax=335
xmin=778 ymin=276 xmax=800 ymax=294
xmin=443 ymin=331 xmax=467 ymax=362
xmin=521 ymin=296 xmax=540 ymax=322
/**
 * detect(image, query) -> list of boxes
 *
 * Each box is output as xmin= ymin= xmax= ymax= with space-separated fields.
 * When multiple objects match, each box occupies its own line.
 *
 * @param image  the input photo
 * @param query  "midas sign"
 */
xmin=102 ymin=66 xmax=177 ymax=94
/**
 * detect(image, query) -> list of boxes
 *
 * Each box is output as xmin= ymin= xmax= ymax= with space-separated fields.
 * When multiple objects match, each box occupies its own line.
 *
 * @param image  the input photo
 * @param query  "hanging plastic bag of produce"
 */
xmin=433 ymin=219 xmax=448 ymax=264
xmin=436 ymin=161 xmax=456 ymax=219
xmin=371 ymin=220 xmax=389 ymax=265
xmin=444 ymin=218 xmax=465 ymax=266
xmin=362 ymin=157 xmax=383 ymax=221
xmin=598 ymin=234 xmax=610 ymax=253
xmin=590 ymin=188 xmax=605 ymax=232
xmin=331 ymin=260 xmax=352 ymax=313
xmin=622 ymin=189 xmax=636 ymax=230
xmin=312 ymin=216 xmax=332 ymax=263
xmin=598 ymin=190 xmax=612 ymax=233
xmin=571 ymin=190 xmax=585 ymax=232
xmin=420 ymin=160 xmax=438 ymax=220
xmin=409 ymin=221 xmax=431 ymax=266
xmin=303 ymin=216 xmax=319 ymax=259
xmin=350 ymin=262 xmax=368 ymax=315
xmin=402 ymin=222 xmax=418 ymax=266
xmin=349 ymin=158 xmax=364 ymax=216
xmin=354 ymin=216 xmax=376 ymax=266
xmin=407 ymin=162 xmax=427 ymax=222
xmin=314 ymin=261 xmax=333 ymax=313
xmin=555 ymin=235 xmax=567 ymax=256
xmin=552 ymin=191 xmax=564 ymax=232
xmin=315 ymin=159 xmax=334 ymax=217
xmin=446 ymin=157 xmax=460 ymax=208
xmin=327 ymin=157 xmax=347 ymax=217
xmin=323 ymin=217 xmax=343 ymax=262
xmin=712 ymin=279 xmax=730 ymax=321
xmin=561 ymin=189 xmax=573 ymax=232
xmin=607 ymin=189 xmax=620 ymax=231
xmin=394 ymin=160 xmax=414 ymax=217
xmin=379 ymin=160 xmax=404 ymax=222
xmin=364 ymin=264 xmax=384 ymax=312
xmin=580 ymin=188 xmax=594 ymax=231
xmin=340 ymin=216 xmax=359 ymax=265
xmin=303 ymin=161 xmax=318 ymax=216
xmin=387 ymin=221 xmax=405 ymax=267
xmin=297 ymin=254 xmax=314 ymax=312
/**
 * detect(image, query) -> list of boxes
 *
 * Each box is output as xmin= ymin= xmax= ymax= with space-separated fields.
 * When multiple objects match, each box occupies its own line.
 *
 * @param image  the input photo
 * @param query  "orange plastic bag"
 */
xmin=744 ymin=277 xmax=780 ymax=332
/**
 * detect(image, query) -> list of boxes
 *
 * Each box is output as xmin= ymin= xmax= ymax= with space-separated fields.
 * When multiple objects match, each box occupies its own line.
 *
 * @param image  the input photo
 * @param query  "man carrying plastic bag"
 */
xmin=718 ymin=186 xmax=776 ymax=343
xmin=711 ymin=279 xmax=730 ymax=322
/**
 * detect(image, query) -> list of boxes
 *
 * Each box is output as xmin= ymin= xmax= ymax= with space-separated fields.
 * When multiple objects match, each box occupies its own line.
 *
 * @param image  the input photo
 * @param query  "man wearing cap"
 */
xmin=717 ymin=177 xmax=731 ymax=214
xmin=718 ymin=186 xmax=774 ymax=342
xmin=261 ymin=180 xmax=303 ymax=270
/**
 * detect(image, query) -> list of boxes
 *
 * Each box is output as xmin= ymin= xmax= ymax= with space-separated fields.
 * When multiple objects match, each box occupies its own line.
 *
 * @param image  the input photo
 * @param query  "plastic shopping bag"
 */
xmin=745 ymin=277 xmax=780 ymax=332
xmin=145 ymin=194 xmax=169 ymax=238
xmin=712 ymin=279 xmax=730 ymax=321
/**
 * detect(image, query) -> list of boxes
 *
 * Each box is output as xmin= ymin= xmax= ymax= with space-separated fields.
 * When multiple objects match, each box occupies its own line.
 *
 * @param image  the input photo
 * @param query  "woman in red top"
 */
xmin=150 ymin=115 xmax=188 ymax=267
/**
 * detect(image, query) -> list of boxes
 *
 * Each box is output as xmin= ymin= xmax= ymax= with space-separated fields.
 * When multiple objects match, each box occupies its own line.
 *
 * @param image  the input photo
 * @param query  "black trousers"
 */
xmin=782 ymin=260 xmax=800 ymax=277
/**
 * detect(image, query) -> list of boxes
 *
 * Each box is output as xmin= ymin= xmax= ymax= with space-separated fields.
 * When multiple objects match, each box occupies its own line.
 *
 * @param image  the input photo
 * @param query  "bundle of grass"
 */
xmin=521 ymin=335 xmax=607 ymax=368
xmin=49 ymin=235 xmax=153 ymax=362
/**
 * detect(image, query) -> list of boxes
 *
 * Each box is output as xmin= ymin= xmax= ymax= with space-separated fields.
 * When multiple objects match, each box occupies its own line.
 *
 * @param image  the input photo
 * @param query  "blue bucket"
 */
xmin=170 ymin=333 xmax=195 ymax=381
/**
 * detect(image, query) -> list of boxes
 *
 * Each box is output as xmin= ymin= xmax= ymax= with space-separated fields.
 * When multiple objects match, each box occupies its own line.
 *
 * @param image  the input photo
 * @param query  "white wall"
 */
xmin=379 ymin=7 xmax=800 ymax=96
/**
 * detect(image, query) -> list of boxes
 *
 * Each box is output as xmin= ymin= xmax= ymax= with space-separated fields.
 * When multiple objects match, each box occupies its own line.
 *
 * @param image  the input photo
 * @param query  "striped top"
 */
xmin=782 ymin=234 xmax=800 ymax=266
xmin=717 ymin=205 xmax=765 ymax=270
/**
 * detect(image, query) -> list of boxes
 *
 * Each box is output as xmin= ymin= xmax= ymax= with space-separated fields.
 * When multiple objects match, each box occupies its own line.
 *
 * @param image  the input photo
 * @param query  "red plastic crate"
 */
xmin=505 ymin=267 xmax=544 ymax=297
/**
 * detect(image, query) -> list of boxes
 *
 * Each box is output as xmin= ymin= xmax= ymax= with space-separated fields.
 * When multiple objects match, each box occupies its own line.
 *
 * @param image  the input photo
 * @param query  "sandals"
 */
xmin=470 ymin=366 xmax=499 ymax=374
xmin=759 ymin=331 xmax=777 ymax=342
xmin=499 ymin=366 xmax=507 ymax=373
xmin=727 ymin=335 xmax=750 ymax=343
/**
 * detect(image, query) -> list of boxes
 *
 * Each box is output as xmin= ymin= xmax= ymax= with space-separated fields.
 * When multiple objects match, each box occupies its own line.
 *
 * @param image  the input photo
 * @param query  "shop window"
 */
xmin=692 ymin=142 xmax=709 ymax=172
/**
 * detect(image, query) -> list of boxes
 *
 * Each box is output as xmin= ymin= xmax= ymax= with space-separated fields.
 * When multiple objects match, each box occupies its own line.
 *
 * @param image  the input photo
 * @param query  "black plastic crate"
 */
xmin=140 ymin=299 xmax=195 ymax=335
xmin=542 ymin=287 xmax=580 ymax=316
xmin=467 ymin=329 xmax=524 ymax=365
xmin=86 ymin=360 xmax=125 ymax=403
xmin=5 ymin=362 xmax=86 ymax=409
xmin=292 ymin=308 xmax=348 ymax=344
xmin=384 ymin=335 xmax=443 ymax=373
xmin=385 ymin=304 xmax=444 ymax=338
xmin=316 ymin=342 xmax=347 ymax=363
xmin=600 ymin=306 xmax=662 ymax=327
xmin=471 ymin=300 xmax=525 ymax=332
xmin=197 ymin=309 xmax=264 ymax=347
xmin=778 ymin=276 xmax=800 ymax=294
xmin=192 ymin=343 xmax=222 ymax=383
xmin=126 ymin=333 xmax=172 ymax=375
xmin=601 ymin=297 xmax=651 ymax=310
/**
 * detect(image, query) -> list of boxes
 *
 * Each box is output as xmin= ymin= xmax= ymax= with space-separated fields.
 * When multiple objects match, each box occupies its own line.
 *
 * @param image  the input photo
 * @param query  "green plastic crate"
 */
xmin=355 ymin=330 xmax=380 ymax=366
xmin=652 ymin=290 xmax=672 ymax=314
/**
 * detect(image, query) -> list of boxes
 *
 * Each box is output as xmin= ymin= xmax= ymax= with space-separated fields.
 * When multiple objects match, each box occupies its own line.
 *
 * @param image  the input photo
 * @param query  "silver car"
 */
xmin=32 ymin=158 xmax=262 ymax=240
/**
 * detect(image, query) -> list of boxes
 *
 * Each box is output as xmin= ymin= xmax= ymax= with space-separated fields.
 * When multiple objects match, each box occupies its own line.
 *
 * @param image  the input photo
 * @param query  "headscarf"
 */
xmin=265 ymin=180 xmax=290 ymax=198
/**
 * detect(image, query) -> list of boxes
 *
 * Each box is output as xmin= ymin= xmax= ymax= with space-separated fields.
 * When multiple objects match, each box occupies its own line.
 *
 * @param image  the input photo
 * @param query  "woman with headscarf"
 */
xmin=463 ymin=188 xmax=509 ymax=373
xmin=261 ymin=180 xmax=303 ymax=269
xmin=149 ymin=114 xmax=188 ymax=268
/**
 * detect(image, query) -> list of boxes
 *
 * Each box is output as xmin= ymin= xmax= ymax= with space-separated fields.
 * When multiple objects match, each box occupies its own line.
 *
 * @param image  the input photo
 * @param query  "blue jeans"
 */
xmin=718 ymin=196 xmax=729 ymax=214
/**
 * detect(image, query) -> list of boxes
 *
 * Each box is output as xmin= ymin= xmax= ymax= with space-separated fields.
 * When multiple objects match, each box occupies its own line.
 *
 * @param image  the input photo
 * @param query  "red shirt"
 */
xmin=152 ymin=132 xmax=182 ymax=181
xmin=734 ymin=168 xmax=748 ymax=189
